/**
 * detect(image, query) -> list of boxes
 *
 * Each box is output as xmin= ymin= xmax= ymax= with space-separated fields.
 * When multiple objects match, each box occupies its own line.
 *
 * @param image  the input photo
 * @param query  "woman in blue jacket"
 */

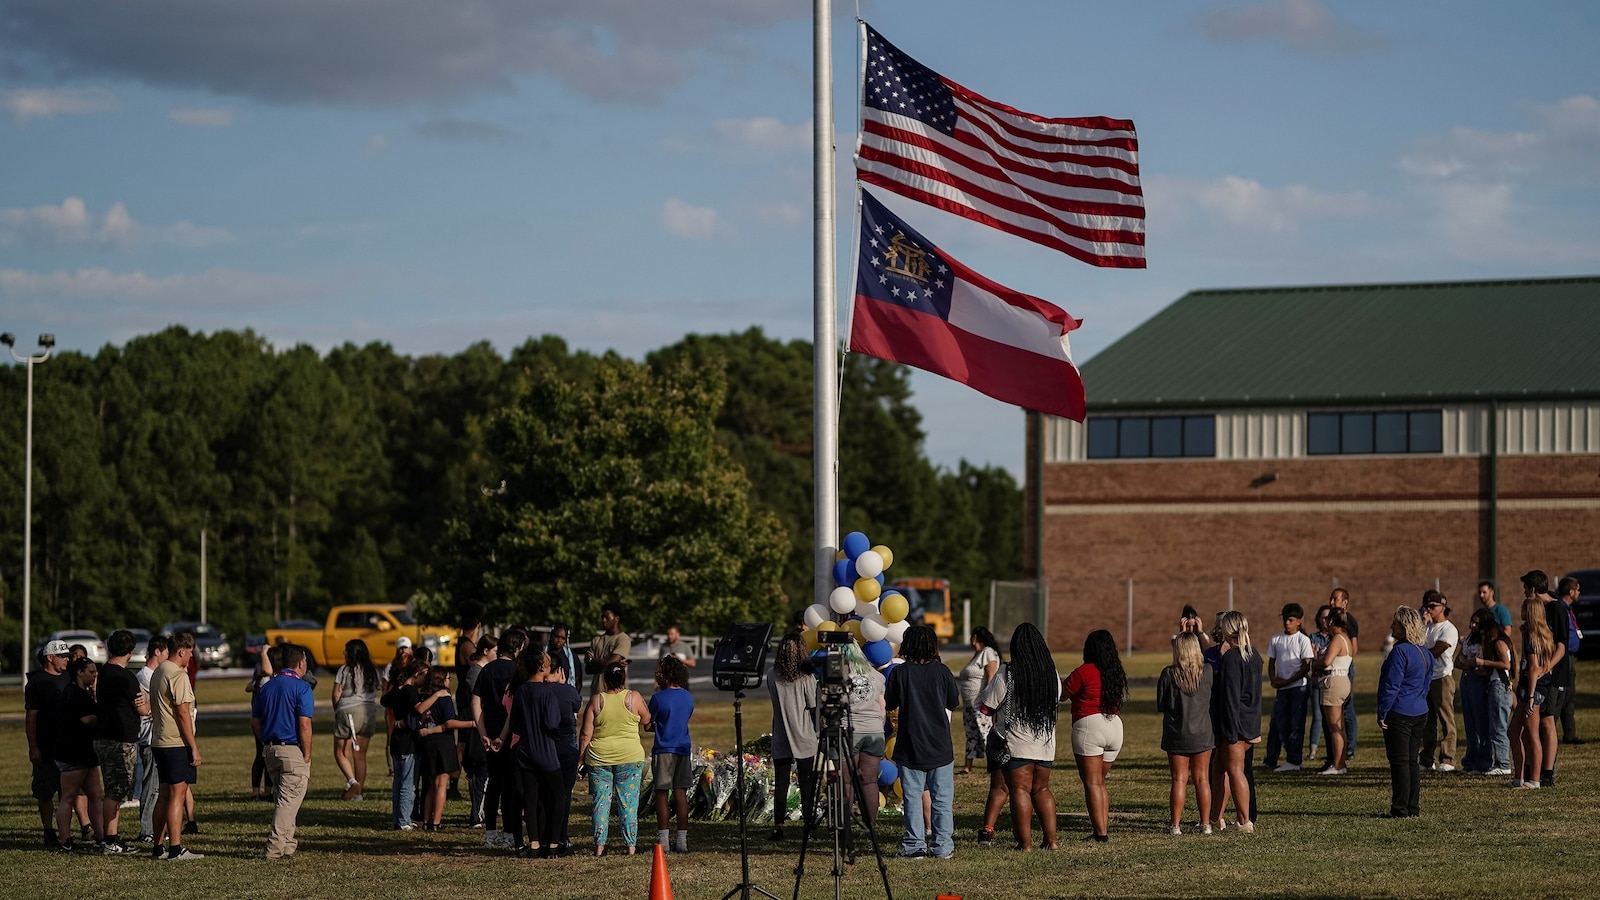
xmin=1377 ymin=606 xmax=1431 ymax=818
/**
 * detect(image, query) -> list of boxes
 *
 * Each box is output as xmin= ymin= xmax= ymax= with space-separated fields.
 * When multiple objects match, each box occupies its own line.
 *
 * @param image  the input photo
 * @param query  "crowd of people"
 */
xmin=19 ymin=570 xmax=1583 ymax=860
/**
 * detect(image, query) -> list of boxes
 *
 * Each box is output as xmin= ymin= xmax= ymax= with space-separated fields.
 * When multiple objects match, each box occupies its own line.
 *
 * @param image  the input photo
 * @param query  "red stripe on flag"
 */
xmin=858 ymin=169 xmax=1147 ymax=269
xmin=849 ymin=293 xmax=1087 ymax=421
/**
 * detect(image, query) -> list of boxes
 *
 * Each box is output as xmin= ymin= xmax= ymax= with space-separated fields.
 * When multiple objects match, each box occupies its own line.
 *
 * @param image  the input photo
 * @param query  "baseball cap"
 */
xmin=44 ymin=639 xmax=70 ymax=657
xmin=395 ymin=636 xmax=413 ymax=649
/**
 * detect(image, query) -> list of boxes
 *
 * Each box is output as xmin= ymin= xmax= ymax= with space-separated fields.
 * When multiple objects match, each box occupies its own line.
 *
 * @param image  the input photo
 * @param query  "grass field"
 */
xmin=4 ymin=657 xmax=1597 ymax=899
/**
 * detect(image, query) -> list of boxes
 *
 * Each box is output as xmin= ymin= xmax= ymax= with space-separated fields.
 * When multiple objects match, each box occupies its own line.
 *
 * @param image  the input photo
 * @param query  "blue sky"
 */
xmin=2 ymin=0 xmax=1597 ymax=476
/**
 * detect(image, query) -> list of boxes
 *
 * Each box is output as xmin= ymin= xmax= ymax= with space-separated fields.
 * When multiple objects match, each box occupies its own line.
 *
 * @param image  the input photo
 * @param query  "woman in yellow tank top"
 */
xmin=578 ymin=659 xmax=651 ymax=855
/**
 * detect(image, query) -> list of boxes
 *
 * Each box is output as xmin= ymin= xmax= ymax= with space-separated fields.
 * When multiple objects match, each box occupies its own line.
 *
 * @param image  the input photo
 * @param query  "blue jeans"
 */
xmin=391 ymin=753 xmax=417 ymax=829
xmin=1459 ymin=671 xmax=1489 ymax=772
xmin=1487 ymin=674 xmax=1513 ymax=770
xmin=897 ymin=763 xmax=954 ymax=857
xmin=1265 ymin=684 xmax=1308 ymax=766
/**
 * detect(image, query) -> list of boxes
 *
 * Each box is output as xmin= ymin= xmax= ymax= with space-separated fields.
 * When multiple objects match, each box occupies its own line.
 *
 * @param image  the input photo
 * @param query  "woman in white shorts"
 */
xmin=1061 ymin=630 xmax=1126 ymax=842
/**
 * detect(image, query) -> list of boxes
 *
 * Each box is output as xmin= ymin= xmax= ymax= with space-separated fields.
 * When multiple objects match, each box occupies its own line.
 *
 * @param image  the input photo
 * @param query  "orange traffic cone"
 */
xmin=649 ymin=843 xmax=675 ymax=900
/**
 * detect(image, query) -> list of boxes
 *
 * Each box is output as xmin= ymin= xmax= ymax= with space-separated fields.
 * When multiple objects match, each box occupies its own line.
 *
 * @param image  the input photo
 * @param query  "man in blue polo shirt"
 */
xmin=251 ymin=644 xmax=314 ymax=860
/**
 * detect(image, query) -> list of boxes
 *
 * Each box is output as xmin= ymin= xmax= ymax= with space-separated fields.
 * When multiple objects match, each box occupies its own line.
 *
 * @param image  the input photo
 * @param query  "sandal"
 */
xmin=976 ymin=826 xmax=994 ymax=847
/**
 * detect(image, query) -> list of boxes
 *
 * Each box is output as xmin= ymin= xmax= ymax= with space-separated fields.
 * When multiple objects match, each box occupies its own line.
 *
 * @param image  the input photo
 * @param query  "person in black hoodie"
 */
xmin=381 ymin=661 xmax=428 ymax=830
xmin=496 ymin=649 xmax=564 ymax=858
xmin=1207 ymin=611 xmax=1262 ymax=834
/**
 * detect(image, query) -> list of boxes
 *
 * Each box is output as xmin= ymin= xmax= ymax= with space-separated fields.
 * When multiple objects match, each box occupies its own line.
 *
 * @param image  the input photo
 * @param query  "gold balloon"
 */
xmin=816 ymin=620 xmax=840 ymax=632
xmin=871 ymin=544 xmax=894 ymax=570
xmin=802 ymin=629 xmax=821 ymax=651
xmin=844 ymin=619 xmax=864 ymax=641
xmin=879 ymin=592 xmax=909 ymax=624
xmin=853 ymin=577 xmax=882 ymax=603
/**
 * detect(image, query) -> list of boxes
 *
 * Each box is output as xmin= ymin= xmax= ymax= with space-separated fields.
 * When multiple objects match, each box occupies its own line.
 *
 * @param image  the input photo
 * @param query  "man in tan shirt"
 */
xmin=584 ymin=604 xmax=632 ymax=696
xmin=150 ymin=631 xmax=203 ymax=860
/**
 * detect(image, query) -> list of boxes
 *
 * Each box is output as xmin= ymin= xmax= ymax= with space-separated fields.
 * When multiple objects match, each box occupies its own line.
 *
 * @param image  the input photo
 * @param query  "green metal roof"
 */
xmin=1080 ymin=276 xmax=1600 ymax=411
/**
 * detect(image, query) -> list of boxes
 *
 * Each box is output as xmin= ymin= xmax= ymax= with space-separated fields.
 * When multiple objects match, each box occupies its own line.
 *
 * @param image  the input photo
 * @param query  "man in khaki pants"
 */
xmin=251 ymin=644 xmax=314 ymax=859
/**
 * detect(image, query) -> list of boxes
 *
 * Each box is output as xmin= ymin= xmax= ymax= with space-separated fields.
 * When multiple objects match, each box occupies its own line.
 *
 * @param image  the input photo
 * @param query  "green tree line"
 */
xmin=0 ymin=326 xmax=1021 ymax=670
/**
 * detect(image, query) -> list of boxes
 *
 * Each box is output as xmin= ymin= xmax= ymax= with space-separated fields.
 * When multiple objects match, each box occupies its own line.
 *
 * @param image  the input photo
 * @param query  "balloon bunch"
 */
xmin=801 ymin=530 xmax=910 ymax=666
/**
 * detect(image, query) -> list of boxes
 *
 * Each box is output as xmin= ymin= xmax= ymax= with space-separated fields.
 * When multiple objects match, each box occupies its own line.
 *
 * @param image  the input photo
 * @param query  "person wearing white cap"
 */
xmin=383 ymin=637 xmax=415 ymax=685
xmin=25 ymin=640 xmax=72 ymax=849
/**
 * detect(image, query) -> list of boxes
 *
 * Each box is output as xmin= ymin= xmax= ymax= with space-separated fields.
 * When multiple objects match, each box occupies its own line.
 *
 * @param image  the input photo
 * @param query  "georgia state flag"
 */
xmin=849 ymin=189 xmax=1087 ymax=421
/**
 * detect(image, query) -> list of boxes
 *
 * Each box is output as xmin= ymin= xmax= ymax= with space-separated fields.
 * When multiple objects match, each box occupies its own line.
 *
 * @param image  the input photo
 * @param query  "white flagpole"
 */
xmin=812 ymin=0 xmax=839 ymax=609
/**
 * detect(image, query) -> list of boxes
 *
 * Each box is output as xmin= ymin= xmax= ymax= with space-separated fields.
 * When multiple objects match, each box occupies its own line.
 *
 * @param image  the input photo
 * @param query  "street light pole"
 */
xmin=3 ymin=333 xmax=54 ymax=674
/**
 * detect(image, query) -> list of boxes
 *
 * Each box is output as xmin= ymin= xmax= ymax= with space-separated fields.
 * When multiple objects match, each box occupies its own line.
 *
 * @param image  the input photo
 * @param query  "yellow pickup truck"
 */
xmin=266 ymin=605 xmax=458 ymax=670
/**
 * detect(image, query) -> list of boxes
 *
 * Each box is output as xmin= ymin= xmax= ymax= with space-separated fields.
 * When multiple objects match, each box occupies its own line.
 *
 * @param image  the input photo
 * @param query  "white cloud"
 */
xmin=660 ymin=198 xmax=719 ymax=239
xmin=1196 ymin=0 xmax=1383 ymax=55
xmin=0 ymin=267 xmax=320 ymax=307
xmin=1147 ymin=175 xmax=1384 ymax=233
xmin=713 ymin=116 xmax=810 ymax=154
xmin=0 ymin=197 xmax=233 ymax=250
xmin=1402 ymin=94 xmax=1600 ymax=187
xmin=169 ymin=107 xmax=235 ymax=128
xmin=3 ymin=86 xmax=116 ymax=123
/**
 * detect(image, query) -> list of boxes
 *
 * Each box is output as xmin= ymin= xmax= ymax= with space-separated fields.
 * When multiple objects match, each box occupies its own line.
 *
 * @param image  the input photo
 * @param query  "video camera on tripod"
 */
xmin=813 ymin=629 xmax=853 ymax=733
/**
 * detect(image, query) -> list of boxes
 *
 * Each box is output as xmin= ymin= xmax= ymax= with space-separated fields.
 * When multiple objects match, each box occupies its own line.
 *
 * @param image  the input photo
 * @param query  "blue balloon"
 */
xmin=842 ymin=531 xmax=871 ymax=559
xmin=863 ymin=638 xmax=893 ymax=667
xmin=879 ymin=661 xmax=899 ymax=681
xmin=877 ymin=759 xmax=899 ymax=789
xmin=875 ymin=573 xmax=885 ymax=586
xmin=832 ymin=559 xmax=858 ymax=587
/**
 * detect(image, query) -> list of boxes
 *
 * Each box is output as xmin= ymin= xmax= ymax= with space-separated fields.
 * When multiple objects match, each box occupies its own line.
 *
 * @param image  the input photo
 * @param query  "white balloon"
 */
xmin=886 ymin=620 xmax=910 ymax=645
xmin=860 ymin=614 xmax=889 ymax=643
xmin=854 ymin=550 xmax=884 ymax=579
xmin=804 ymin=603 xmax=830 ymax=629
xmin=854 ymin=598 xmax=879 ymax=618
xmin=829 ymin=586 xmax=859 ymax=614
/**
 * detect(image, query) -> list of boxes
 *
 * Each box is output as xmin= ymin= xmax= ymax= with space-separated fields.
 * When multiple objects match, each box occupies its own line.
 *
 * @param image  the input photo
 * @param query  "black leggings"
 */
xmin=556 ymin=742 xmax=579 ymax=845
xmin=774 ymin=756 xmax=818 ymax=826
xmin=516 ymin=765 xmax=564 ymax=849
xmin=487 ymin=747 xmax=521 ymax=840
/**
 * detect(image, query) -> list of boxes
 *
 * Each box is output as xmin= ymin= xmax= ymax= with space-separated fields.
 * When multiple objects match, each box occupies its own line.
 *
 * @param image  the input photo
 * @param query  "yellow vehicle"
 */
xmin=266 ymin=605 xmax=457 ymax=670
xmin=889 ymin=577 xmax=955 ymax=641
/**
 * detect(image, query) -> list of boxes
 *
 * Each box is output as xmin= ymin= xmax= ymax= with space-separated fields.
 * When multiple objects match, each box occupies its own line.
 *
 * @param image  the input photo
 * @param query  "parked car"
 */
xmin=1564 ymin=568 xmax=1600 ymax=658
xmin=243 ymin=634 xmax=267 ymax=670
xmin=36 ymin=630 xmax=107 ymax=664
xmin=158 ymin=622 xmax=233 ymax=668
xmin=126 ymin=628 xmax=153 ymax=666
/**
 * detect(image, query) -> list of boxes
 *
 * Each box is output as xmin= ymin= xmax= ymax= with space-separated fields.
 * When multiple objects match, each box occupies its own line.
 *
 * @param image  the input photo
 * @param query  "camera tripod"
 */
xmin=791 ymin=713 xmax=892 ymax=900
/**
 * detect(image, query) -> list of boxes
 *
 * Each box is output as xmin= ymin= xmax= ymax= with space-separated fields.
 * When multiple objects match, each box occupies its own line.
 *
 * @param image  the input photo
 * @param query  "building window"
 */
xmin=1087 ymin=415 xmax=1215 ymax=459
xmin=1307 ymin=410 xmax=1443 ymax=455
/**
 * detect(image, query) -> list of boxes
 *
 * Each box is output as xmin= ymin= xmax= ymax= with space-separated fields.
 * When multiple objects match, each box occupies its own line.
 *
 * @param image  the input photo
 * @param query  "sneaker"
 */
xmin=51 ymin=843 xmax=74 ymax=854
xmin=1235 ymin=821 xmax=1255 ymax=834
xmin=167 ymin=848 xmax=205 ymax=861
xmin=895 ymin=848 xmax=927 ymax=859
xmin=341 ymin=781 xmax=362 ymax=801
xmin=397 ymin=823 xmax=415 ymax=831
xmin=102 ymin=841 xmax=126 ymax=855
xmin=1436 ymin=764 xmax=1456 ymax=773
xmin=976 ymin=826 xmax=994 ymax=847
xmin=122 ymin=798 xmax=140 ymax=809
xmin=1201 ymin=823 xmax=1214 ymax=835
xmin=1274 ymin=763 xmax=1301 ymax=773
xmin=1306 ymin=751 xmax=1318 ymax=760
xmin=1486 ymin=767 xmax=1513 ymax=777
xmin=1318 ymin=767 xmax=1347 ymax=775
xmin=1507 ymin=779 xmax=1524 ymax=788
xmin=1521 ymin=781 xmax=1543 ymax=790
xmin=138 ymin=834 xmax=155 ymax=844
xmin=483 ymin=830 xmax=501 ymax=846
xmin=493 ymin=831 xmax=515 ymax=847
xmin=1166 ymin=826 xmax=1182 ymax=836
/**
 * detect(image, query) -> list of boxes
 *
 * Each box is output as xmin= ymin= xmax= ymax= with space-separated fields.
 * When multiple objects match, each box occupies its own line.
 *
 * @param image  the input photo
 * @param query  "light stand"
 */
xmin=712 ymin=623 xmax=778 ymax=900
xmin=2 ymin=332 xmax=52 ymax=673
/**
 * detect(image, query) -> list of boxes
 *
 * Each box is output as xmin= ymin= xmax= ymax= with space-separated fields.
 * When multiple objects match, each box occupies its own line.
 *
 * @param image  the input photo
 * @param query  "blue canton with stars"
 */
xmin=863 ymin=25 xmax=958 ymax=137
xmin=856 ymin=190 xmax=954 ymax=320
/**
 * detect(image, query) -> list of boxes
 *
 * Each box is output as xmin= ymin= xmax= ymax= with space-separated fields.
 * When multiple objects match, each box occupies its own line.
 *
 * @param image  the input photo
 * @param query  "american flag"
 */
xmin=856 ymin=24 xmax=1145 ymax=268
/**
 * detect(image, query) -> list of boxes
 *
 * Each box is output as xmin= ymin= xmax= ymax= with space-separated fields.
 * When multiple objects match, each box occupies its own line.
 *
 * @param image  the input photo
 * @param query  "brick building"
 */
xmin=1025 ymin=276 xmax=1600 ymax=654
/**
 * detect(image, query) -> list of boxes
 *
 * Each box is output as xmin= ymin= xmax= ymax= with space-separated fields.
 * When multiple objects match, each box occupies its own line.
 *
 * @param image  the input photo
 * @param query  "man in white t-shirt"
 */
xmin=1265 ymin=603 xmax=1316 ymax=772
xmin=136 ymin=634 xmax=170 ymax=842
xmin=1419 ymin=592 xmax=1459 ymax=772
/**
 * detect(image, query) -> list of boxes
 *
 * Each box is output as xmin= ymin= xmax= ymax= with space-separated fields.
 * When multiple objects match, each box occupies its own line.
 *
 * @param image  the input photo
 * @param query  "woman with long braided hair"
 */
xmin=1064 ymin=629 xmax=1126 ymax=842
xmin=977 ymin=622 xmax=1060 ymax=850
